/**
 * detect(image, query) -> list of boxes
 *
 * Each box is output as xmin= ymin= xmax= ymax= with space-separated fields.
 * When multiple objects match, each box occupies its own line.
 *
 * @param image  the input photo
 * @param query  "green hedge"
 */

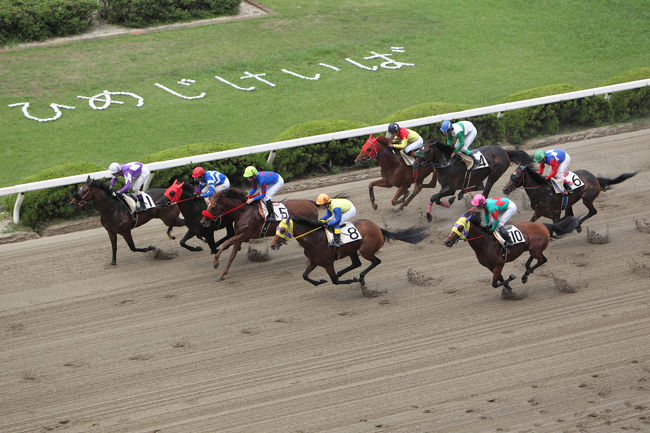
xmin=4 ymin=162 xmax=103 ymax=231
xmin=98 ymin=0 xmax=239 ymax=27
xmin=0 ymin=0 xmax=99 ymax=46
xmin=600 ymin=67 xmax=650 ymax=121
xmin=272 ymin=120 xmax=369 ymax=181
xmin=144 ymin=141 xmax=270 ymax=189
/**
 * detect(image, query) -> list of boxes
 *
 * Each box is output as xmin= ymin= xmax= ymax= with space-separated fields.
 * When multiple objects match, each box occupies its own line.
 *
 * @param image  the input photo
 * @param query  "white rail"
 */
xmin=2 ymin=79 xmax=649 ymax=223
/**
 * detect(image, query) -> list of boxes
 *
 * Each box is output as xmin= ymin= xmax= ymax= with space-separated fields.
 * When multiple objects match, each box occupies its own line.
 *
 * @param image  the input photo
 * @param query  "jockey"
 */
xmin=440 ymin=119 xmax=479 ymax=169
xmin=387 ymin=122 xmax=424 ymax=156
xmin=244 ymin=166 xmax=284 ymax=221
xmin=471 ymin=194 xmax=518 ymax=247
xmin=192 ymin=166 xmax=230 ymax=198
xmin=534 ymin=149 xmax=571 ymax=194
xmin=316 ymin=193 xmax=357 ymax=247
xmin=108 ymin=161 xmax=150 ymax=210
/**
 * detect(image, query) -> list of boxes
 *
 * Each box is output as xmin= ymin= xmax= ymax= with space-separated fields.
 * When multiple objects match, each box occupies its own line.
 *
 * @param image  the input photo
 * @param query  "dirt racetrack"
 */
xmin=1 ymin=129 xmax=650 ymax=433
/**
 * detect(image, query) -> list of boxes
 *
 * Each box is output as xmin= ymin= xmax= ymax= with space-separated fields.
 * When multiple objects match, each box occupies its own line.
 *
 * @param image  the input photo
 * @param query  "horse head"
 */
xmin=158 ymin=179 xmax=185 ymax=206
xmin=270 ymin=217 xmax=293 ymax=250
xmin=444 ymin=211 xmax=483 ymax=247
xmin=354 ymin=134 xmax=382 ymax=165
xmin=502 ymin=164 xmax=528 ymax=195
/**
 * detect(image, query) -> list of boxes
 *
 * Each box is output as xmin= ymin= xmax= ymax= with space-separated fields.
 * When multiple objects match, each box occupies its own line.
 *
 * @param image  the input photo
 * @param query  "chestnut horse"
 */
xmin=415 ymin=141 xmax=531 ymax=222
xmin=69 ymin=176 xmax=185 ymax=265
xmin=354 ymin=134 xmax=437 ymax=210
xmin=443 ymin=210 xmax=581 ymax=299
xmin=199 ymin=187 xmax=318 ymax=281
xmin=502 ymin=163 xmax=637 ymax=230
xmin=270 ymin=216 xmax=429 ymax=297
xmin=156 ymin=180 xmax=234 ymax=253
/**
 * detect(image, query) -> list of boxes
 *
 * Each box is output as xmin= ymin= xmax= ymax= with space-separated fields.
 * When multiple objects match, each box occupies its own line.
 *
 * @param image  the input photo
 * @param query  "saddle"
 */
xmin=399 ymin=150 xmax=417 ymax=167
xmin=120 ymin=192 xmax=154 ymax=213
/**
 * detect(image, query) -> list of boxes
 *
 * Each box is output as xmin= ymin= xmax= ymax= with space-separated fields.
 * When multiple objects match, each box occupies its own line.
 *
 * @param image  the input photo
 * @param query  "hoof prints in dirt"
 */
xmin=586 ymin=225 xmax=609 ymax=244
xmin=636 ymin=218 xmax=650 ymax=233
xmin=629 ymin=261 xmax=650 ymax=277
xmin=247 ymin=246 xmax=270 ymax=262
xmin=149 ymin=248 xmax=178 ymax=260
xmin=552 ymin=274 xmax=577 ymax=293
xmin=406 ymin=267 xmax=436 ymax=286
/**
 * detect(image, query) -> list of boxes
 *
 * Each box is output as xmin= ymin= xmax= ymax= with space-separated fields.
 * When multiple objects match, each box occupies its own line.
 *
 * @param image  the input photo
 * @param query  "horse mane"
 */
xmin=375 ymin=135 xmax=392 ymax=146
xmin=89 ymin=178 xmax=112 ymax=194
xmin=222 ymin=187 xmax=248 ymax=201
xmin=524 ymin=164 xmax=548 ymax=184
xmin=465 ymin=210 xmax=489 ymax=231
xmin=291 ymin=215 xmax=322 ymax=229
xmin=433 ymin=140 xmax=452 ymax=158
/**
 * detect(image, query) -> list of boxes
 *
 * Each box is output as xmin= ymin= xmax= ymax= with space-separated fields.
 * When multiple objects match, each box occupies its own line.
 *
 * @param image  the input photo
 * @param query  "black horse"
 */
xmin=502 ymin=163 xmax=637 ymax=229
xmin=156 ymin=180 xmax=234 ymax=253
xmin=69 ymin=176 xmax=186 ymax=265
xmin=416 ymin=141 xmax=531 ymax=222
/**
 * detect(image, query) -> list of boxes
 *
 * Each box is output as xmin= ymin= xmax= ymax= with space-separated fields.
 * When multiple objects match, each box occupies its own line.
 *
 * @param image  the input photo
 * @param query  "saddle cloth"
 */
xmin=469 ymin=150 xmax=489 ymax=170
xmin=325 ymin=222 xmax=363 ymax=245
xmin=550 ymin=171 xmax=584 ymax=194
xmin=493 ymin=225 xmax=525 ymax=246
xmin=258 ymin=201 xmax=289 ymax=221
xmin=121 ymin=192 xmax=155 ymax=212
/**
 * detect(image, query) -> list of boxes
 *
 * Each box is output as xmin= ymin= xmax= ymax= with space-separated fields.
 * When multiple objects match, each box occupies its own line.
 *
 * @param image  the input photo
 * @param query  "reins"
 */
xmin=293 ymin=225 xmax=323 ymax=239
xmin=202 ymin=201 xmax=247 ymax=220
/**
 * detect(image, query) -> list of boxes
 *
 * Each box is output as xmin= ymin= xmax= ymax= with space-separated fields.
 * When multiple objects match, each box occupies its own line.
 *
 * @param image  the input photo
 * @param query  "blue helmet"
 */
xmin=440 ymin=120 xmax=453 ymax=132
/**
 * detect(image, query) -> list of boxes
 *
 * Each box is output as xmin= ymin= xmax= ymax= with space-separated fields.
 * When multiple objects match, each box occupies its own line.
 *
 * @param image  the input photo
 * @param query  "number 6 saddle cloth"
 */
xmin=550 ymin=171 xmax=584 ymax=194
xmin=325 ymin=223 xmax=364 ymax=246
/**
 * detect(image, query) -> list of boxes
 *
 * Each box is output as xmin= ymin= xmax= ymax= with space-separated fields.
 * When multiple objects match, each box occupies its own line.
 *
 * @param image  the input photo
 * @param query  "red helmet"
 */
xmin=192 ymin=166 xmax=205 ymax=178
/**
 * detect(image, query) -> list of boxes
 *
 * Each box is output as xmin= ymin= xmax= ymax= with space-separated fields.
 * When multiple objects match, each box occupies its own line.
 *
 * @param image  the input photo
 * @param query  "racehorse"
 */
xmin=443 ymin=210 xmax=581 ymax=299
xmin=354 ymin=134 xmax=437 ymax=211
xmin=199 ymin=187 xmax=319 ymax=281
xmin=156 ymin=180 xmax=234 ymax=253
xmin=270 ymin=215 xmax=429 ymax=297
xmin=69 ymin=176 xmax=185 ymax=265
xmin=414 ymin=141 xmax=531 ymax=222
xmin=502 ymin=163 xmax=637 ymax=229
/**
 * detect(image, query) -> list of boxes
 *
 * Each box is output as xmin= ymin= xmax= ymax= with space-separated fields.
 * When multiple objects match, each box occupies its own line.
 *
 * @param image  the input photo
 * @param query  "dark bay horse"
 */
xmin=69 ymin=176 xmax=185 ymax=265
xmin=443 ymin=210 xmax=581 ymax=299
xmin=156 ymin=180 xmax=234 ymax=253
xmin=354 ymin=134 xmax=437 ymax=211
xmin=270 ymin=215 xmax=429 ymax=297
xmin=502 ymin=164 xmax=637 ymax=229
xmin=415 ymin=141 xmax=531 ymax=222
xmin=199 ymin=187 xmax=319 ymax=281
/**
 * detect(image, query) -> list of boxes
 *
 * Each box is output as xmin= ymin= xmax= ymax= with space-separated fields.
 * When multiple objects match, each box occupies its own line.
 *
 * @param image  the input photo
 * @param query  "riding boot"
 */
xmin=136 ymin=194 xmax=146 ymax=211
xmin=330 ymin=231 xmax=342 ymax=247
xmin=500 ymin=227 xmax=513 ymax=247
xmin=265 ymin=200 xmax=276 ymax=221
xmin=563 ymin=182 xmax=571 ymax=193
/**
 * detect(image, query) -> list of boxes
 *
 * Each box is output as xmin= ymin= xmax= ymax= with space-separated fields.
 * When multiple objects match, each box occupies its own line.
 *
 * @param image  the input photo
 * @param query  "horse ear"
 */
xmin=178 ymin=181 xmax=185 ymax=188
xmin=369 ymin=133 xmax=373 ymax=140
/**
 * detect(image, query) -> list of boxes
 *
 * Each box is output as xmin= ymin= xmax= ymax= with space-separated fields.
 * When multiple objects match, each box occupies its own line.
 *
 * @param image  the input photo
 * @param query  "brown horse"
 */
xmin=199 ymin=187 xmax=318 ymax=281
xmin=270 ymin=215 xmax=429 ymax=297
xmin=502 ymin=163 xmax=637 ymax=229
xmin=415 ymin=141 xmax=532 ymax=222
xmin=354 ymin=134 xmax=437 ymax=210
xmin=156 ymin=180 xmax=234 ymax=253
xmin=443 ymin=210 xmax=580 ymax=299
xmin=69 ymin=176 xmax=185 ymax=265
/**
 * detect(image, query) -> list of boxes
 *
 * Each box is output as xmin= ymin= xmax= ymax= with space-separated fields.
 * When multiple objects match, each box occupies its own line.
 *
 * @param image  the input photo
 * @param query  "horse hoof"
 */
xmin=426 ymin=213 xmax=432 ymax=223
xmin=372 ymin=203 xmax=378 ymax=210
xmin=110 ymin=262 xmax=116 ymax=266
xmin=522 ymin=275 xmax=528 ymax=284
xmin=213 ymin=262 xmax=220 ymax=269
xmin=508 ymin=274 xmax=517 ymax=281
xmin=440 ymin=202 xmax=451 ymax=208
xmin=216 ymin=276 xmax=223 ymax=282
xmin=576 ymin=225 xmax=582 ymax=233
xmin=398 ymin=205 xmax=405 ymax=211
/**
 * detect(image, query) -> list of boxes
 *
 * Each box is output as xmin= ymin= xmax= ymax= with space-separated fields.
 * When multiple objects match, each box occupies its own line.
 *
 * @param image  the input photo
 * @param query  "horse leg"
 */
xmin=521 ymin=254 xmax=548 ymax=283
xmin=399 ymin=183 xmax=422 ymax=210
xmin=213 ymin=232 xmax=246 ymax=268
xmin=368 ymin=179 xmax=391 ymax=210
xmin=336 ymin=253 xmax=362 ymax=277
xmin=303 ymin=261 xmax=327 ymax=286
xmin=577 ymin=198 xmax=598 ymax=230
xmin=179 ymin=229 xmax=203 ymax=252
xmin=108 ymin=231 xmax=118 ymax=266
xmin=163 ymin=214 xmax=185 ymax=240
xmin=490 ymin=264 xmax=516 ymax=296
xmin=358 ymin=256 xmax=381 ymax=287
xmin=216 ymin=242 xmax=242 ymax=281
xmin=121 ymin=231 xmax=155 ymax=254
xmin=426 ymin=188 xmax=456 ymax=222
xmin=391 ymin=185 xmax=409 ymax=206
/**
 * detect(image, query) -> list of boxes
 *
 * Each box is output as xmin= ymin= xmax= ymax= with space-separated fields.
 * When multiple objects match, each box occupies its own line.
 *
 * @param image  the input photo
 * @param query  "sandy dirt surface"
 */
xmin=1 ymin=129 xmax=650 ymax=433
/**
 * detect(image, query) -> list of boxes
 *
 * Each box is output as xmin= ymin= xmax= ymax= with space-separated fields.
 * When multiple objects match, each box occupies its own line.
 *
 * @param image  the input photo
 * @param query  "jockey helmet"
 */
xmin=534 ymin=150 xmax=546 ymax=162
xmin=388 ymin=122 xmax=399 ymax=134
xmin=192 ymin=166 xmax=205 ymax=178
xmin=471 ymin=194 xmax=487 ymax=206
xmin=316 ymin=193 xmax=331 ymax=205
xmin=243 ymin=166 xmax=258 ymax=177
xmin=440 ymin=120 xmax=453 ymax=132
xmin=108 ymin=162 xmax=120 ymax=174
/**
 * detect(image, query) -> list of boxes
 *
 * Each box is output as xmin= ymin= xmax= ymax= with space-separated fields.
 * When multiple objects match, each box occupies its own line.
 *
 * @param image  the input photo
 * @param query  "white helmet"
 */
xmin=108 ymin=162 xmax=120 ymax=174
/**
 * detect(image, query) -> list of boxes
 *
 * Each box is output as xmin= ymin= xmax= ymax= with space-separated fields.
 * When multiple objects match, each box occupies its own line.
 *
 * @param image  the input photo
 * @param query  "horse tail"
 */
xmin=506 ymin=149 xmax=532 ymax=165
xmin=543 ymin=216 xmax=581 ymax=237
xmin=597 ymin=171 xmax=637 ymax=191
xmin=381 ymin=226 xmax=429 ymax=244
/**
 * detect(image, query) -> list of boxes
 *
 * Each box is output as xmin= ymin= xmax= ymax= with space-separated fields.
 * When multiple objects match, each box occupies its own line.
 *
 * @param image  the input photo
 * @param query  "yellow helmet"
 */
xmin=316 ymin=193 xmax=331 ymax=205
xmin=243 ymin=166 xmax=258 ymax=177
